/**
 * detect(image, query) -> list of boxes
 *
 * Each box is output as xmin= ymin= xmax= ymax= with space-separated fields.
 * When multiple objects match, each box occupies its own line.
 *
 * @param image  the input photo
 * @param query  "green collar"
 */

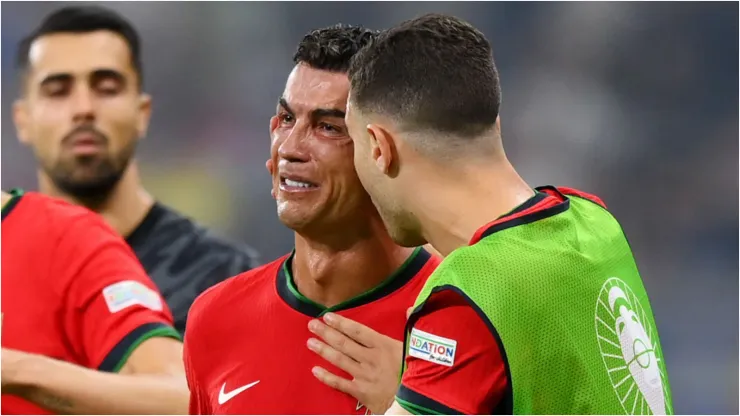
xmin=276 ymin=246 xmax=430 ymax=317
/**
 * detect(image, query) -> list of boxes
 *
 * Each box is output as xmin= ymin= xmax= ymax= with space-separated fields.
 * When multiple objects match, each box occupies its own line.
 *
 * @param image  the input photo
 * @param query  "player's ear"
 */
xmin=136 ymin=93 xmax=152 ymax=139
xmin=266 ymin=159 xmax=277 ymax=199
xmin=269 ymin=115 xmax=279 ymax=136
xmin=13 ymin=100 xmax=31 ymax=146
xmin=366 ymin=123 xmax=396 ymax=176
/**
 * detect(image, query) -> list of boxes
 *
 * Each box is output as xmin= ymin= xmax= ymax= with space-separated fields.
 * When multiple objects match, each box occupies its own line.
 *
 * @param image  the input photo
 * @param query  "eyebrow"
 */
xmin=278 ymin=97 xmax=345 ymax=122
xmin=39 ymin=69 xmax=126 ymax=88
xmin=90 ymin=69 xmax=126 ymax=85
xmin=39 ymin=73 xmax=72 ymax=88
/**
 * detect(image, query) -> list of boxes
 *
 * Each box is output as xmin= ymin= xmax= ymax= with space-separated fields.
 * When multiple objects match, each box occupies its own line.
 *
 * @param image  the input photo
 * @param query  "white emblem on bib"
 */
xmin=595 ymin=277 xmax=670 ymax=415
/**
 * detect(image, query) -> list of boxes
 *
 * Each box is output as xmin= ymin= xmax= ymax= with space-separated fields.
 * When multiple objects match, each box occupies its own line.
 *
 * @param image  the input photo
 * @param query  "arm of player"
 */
xmin=386 ymin=400 xmax=413 ymax=415
xmin=2 ymin=338 xmax=188 ymax=415
xmin=0 ymin=214 xmax=188 ymax=414
xmin=393 ymin=290 xmax=509 ymax=415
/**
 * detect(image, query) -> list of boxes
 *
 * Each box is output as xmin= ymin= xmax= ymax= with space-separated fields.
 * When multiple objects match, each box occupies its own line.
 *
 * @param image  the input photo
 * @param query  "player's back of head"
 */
xmin=348 ymin=14 xmax=501 ymax=152
xmin=293 ymin=24 xmax=378 ymax=73
xmin=16 ymin=5 xmax=143 ymax=87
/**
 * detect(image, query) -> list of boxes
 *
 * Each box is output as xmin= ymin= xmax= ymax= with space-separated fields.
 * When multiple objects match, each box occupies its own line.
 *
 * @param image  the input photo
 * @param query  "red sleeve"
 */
xmin=56 ymin=214 xmax=180 ymax=371
xmin=397 ymin=290 xmax=509 ymax=415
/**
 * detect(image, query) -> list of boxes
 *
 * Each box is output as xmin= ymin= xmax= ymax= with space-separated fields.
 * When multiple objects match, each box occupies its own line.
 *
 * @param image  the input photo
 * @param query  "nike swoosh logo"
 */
xmin=218 ymin=380 xmax=260 ymax=405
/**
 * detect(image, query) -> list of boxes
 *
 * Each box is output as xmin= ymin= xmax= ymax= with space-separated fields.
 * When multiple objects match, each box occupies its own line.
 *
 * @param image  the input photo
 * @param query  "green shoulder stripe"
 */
xmin=395 ymin=397 xmax=445 ymax=416
xmin=109 ymin=325 xmax=182 ymax=373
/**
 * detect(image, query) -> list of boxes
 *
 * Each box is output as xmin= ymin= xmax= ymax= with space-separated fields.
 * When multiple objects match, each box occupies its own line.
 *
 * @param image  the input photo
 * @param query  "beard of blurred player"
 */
xmin=41 ymin=124 xmax=135 ymax=205
xmin=268 ymin=63 xmax=381 ymax=244
xmin=13 ymin=30 xmax=150 ymax=210
xmin=345 ymin=94 xmax=428 ymax=248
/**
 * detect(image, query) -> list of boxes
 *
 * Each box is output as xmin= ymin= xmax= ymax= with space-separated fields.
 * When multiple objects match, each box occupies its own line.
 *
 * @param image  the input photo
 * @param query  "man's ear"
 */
xmin=269 ymin=115 xmax=279 ymax=137
xmin=136 ymin=93 xmax=153 ymax=139
xmin=13 ymin=100 xmax=31 ymax=145
xmin=366 ymin=123 xmax=397 ymax=176
xmin=266 ymin=159 xmax=277 ymax=199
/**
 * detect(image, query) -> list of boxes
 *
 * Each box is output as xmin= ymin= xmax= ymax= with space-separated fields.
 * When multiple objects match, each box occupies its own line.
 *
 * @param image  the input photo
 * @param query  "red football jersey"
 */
xmin=184 ymin=247 xmax=439 ymax=415
xmin=1 ymin=190 xmax=180 ymax=415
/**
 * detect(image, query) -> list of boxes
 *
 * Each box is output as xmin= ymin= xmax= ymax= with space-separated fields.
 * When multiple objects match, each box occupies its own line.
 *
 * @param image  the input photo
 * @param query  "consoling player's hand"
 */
xmin=307 ymin=313 xmax=403 ymax=415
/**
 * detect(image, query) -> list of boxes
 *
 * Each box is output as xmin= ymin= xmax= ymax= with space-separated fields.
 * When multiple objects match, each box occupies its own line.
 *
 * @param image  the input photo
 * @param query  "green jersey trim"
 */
xmin=2 ymin=188 xmax=25 ymax=221
xmin=98 ymin=323 xmax=181 ymax=372
xmin=276 ymin=247 xmax=431 ymax=318
xmin=396 ymin=396 xmax=442 ymax=415
xmin=396 ymin=385 xmax=464 ymax=415
xmin=471 ymin=186 xmax=570 ymax=244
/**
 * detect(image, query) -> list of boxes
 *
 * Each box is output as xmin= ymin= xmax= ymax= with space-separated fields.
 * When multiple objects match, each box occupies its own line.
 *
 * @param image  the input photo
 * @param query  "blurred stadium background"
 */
xmin=2 ymin=2 xmax=737 ymax=414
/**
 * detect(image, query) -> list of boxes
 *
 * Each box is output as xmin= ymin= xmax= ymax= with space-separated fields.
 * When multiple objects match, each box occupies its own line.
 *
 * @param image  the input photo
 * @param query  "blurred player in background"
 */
xmin=183 ymin=25 xmax=440 ymax=415
xmin=11 ymin=5 xmax=260 ymax=333
xmin=310 ymin=13 xmax=673 ymax=415
xmin=1 ymin=189 xmax=188 ymax=414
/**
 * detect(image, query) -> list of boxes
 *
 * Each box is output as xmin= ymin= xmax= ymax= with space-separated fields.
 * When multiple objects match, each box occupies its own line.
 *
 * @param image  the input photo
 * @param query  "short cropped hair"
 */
xmin=16 ymin=5 xmax=143 ymax=87
xmin=348 ymin=14 xmax=501 ymax=138
xmin=293 ymin=24 xmax=378 ymax=73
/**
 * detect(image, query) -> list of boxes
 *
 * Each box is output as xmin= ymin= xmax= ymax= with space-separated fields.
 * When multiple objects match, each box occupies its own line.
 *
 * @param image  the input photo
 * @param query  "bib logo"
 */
xmin=595 ymin=277 xmax=671 ymax=415
xmin=408 ymin=328 xmax=456 ymax=367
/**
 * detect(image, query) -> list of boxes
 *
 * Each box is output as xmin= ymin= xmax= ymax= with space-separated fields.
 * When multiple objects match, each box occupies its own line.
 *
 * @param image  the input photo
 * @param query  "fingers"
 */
xmin=307 ymin=337 xmax=361 ymax=375
xmin=406 ymin=307 xmax=413 ymax=320
xmin=322 ymin=312 xmax=380 ymax=348
xmin=311 ymin=366 xmax=359 ymax=398
xmin=309 ymin=319 xmax=367 ymax=361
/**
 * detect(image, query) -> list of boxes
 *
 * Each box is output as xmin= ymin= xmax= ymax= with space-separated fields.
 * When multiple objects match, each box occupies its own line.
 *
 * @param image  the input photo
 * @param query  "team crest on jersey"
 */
xmin=408 ymin=328 xmax=456 ymax=367
xmin=595 ymin=277 xmax=671 ymax=415
xmin=103 ymin=280 xmax=163 ymax=313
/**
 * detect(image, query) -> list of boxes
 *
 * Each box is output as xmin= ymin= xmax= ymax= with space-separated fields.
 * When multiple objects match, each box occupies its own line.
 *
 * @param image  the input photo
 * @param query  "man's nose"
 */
xmin=278 ymin=123 xmax=310 ymax=163
xmin=70 ymin=86 xmax=96 ymax=124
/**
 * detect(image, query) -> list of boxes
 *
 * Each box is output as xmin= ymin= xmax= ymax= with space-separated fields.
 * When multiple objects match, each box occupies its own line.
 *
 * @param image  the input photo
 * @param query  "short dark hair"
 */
xmin=293 ymin=24 xmax=379 ymax=73
xmin=16 ymin=6 xmax=143 ymax=87
xmin=348 ymin=14 xmax=501 ymax=138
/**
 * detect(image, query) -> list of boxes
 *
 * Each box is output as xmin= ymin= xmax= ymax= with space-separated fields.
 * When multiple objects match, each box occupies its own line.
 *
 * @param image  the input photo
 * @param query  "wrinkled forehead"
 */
xmin=282 ymin=63 xmax=349 ymax=114
xmin=26 ymin=31 xmax=135 ymax=83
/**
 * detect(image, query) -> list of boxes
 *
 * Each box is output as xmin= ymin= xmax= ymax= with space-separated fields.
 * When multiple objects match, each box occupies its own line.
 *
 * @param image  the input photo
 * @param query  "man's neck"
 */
xmin=413 ymin=159 xmax=535 ymax=256
xmin=38 ymin=162 xmax=154 ymax=237
xmin=292 ymin=220 xmax=416 ymax=309
xmin=1 ymin=191 xmax=12 ymax=210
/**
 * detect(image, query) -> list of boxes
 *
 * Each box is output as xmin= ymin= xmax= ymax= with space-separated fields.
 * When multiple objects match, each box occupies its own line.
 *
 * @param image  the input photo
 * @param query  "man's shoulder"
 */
xmin=431 ymin=247 xmax=481 ymax=274
xmin=187 ymin=255 xmax=288 ymax=326
xmin=130 ymin=203 xmax=261 ymax=275
xmin=12 ymin=193 xmax=123 ymax=258
xmin=146 ymin=203 xmax=258 ymax=256
xmin=18 ymin=191 xmax=112 ymax=232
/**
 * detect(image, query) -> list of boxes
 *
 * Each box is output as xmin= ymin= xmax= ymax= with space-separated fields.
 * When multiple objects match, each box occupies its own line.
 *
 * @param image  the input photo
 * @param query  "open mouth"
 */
xmin=279 ymin=175 xmax=318 ymax=190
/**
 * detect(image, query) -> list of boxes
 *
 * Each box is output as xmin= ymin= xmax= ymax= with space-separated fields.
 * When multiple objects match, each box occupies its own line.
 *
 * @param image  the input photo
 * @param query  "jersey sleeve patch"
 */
xmin=408 ymin=327 xmax=457 ymax=367
xmin=103 ymin=280 xmax=163 ymax=313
